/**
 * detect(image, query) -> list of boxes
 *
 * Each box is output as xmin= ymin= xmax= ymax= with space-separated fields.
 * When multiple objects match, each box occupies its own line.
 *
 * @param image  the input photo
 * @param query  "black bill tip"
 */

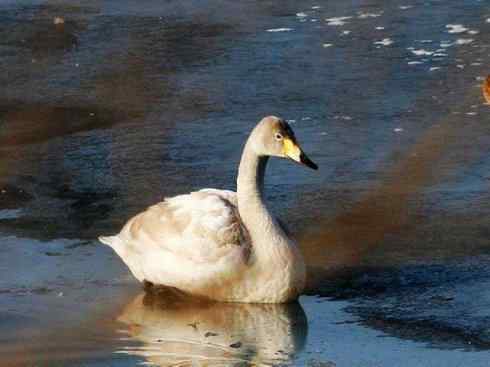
xmin=300 ymin=151 xmax=318 ymax=170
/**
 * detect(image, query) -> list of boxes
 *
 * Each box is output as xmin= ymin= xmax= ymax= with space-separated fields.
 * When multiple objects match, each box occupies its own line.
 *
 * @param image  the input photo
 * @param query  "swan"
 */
xmin=99 ymin=116 xmax=317 ymax=303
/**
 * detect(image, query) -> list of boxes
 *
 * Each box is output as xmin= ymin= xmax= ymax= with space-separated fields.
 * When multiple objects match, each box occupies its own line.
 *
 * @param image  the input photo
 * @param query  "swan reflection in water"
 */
xmin=116 ymin=289 xmax=308 ymax=366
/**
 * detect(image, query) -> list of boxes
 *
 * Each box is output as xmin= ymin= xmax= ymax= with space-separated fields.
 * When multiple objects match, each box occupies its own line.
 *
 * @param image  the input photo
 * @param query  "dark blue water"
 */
xmin=1 ymin=0 xmax=490 ymax=365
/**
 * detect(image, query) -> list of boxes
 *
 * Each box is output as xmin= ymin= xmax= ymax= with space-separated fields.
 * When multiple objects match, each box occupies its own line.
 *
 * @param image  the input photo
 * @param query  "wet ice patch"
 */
xmin=446 ymin=24 xmax=468 ymax=34
xmin=374 ymin=38 xmax=393 ymax=46
xmin=325 ymin=16 xmax=352 ymax=26
xmin=0 ymin=234 xmax=129 ymax=303
xmin=267 ymin=28 xmax=293 ymax=32
xmin=0 ymin=209 xmax=24 ymax=219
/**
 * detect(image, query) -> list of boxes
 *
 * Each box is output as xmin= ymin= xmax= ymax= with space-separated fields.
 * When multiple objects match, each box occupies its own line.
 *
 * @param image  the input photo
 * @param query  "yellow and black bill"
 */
xmin=283 ymin=138 xmax=318 ymax=170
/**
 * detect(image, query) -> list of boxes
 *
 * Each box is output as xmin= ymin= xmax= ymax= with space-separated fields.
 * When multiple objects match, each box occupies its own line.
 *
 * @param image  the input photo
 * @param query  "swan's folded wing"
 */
xmin=119 ymin=189 xmax=247 ymax=264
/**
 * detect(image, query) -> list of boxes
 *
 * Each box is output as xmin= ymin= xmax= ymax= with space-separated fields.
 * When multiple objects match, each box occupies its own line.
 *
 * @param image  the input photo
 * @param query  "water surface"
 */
xmin=1 ymin=0 xmax=490 ymax=366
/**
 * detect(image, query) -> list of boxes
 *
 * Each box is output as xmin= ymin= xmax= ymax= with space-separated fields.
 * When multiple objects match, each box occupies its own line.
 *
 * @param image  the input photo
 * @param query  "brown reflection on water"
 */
xmin=301 ymin=85 xmax=487 ymax=288
xmin=0 ymin=288 xmax=138 ymax=367
xmin=0 ymin=102 xmax=124 ymax=147
xmin=0 ymin=1 xmax=89 ymax=59
xmin=3 ymin=331 xmax=118 ymax=367
xmin=117 ymin=290 xmax=307 ymax=366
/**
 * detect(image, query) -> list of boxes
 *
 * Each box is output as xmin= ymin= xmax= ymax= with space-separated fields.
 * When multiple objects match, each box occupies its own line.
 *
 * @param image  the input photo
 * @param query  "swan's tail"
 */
xmin=98 ymin=235 xmax=125 ymax=257
xmin=98 ymin=235 xmax=117 ymax=247
xmin=98 ymin=235 xmax=143 ymax=282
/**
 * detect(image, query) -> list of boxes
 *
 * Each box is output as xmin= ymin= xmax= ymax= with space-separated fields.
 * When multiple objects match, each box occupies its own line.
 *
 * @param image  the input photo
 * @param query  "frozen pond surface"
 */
xmin=1 ymin=0 xmax=490 ymax=365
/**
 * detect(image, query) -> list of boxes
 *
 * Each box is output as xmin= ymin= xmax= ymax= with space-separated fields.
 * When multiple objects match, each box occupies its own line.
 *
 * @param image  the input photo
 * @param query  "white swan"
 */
xmin=99 ymin=116 xmax=317 ymax=303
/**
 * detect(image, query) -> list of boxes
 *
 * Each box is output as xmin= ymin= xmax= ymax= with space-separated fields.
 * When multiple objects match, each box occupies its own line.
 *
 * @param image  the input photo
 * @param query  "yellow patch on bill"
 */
xmin=283 ymin=138 xmax=301 ymax=161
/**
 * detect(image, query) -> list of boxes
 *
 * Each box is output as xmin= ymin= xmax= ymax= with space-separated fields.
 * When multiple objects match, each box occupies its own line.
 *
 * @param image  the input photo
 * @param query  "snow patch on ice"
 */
xmin=374 ymin=38 xmax=393 ymax=46
xmin=267 ymin=28 xmax=293 ymax=32
xmin=446 ymin=24 xmax=468 ymax=34
xmin=358 ymin=11 xmax=383 ymax=19
xmin=325 ymin=16 xmax=352 ymax=26
xmin=411 ymin=49 xmax=433 ymax=56
xmin=455 ymin=38 xmax=474 ymax=45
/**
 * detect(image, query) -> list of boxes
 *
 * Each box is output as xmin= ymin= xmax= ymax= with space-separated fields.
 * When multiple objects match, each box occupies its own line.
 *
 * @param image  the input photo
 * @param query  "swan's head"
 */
xmin=251 ymin=116 xmax=318 ymax=170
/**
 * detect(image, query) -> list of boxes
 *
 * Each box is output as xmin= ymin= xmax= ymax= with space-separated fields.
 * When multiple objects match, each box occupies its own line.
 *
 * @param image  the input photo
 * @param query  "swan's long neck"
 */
xmin=236 ymin=139 xmax=286 ymax=258
xmin=235 ymin=124 xmax=306 ymax=300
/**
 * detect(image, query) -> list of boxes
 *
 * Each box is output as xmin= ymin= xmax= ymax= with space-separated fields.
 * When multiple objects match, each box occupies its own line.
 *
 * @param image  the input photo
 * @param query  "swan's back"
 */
xmin=100 ymin=189 xmax=251 ymax=295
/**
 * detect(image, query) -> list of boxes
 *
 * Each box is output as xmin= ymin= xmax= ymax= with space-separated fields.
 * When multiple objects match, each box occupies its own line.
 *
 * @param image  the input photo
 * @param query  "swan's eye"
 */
xmin=275 ymin=133 xmax=283 ymax=141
